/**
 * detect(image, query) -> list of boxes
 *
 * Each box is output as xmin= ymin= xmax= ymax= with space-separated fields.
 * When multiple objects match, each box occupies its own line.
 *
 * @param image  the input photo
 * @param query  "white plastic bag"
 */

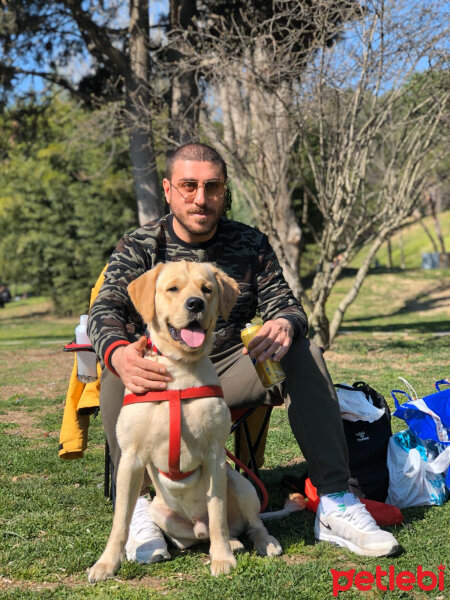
xmin=336 ymin=384 xmax=385 ymax=422
xmin=386 ymin=430 xmax=450 ymax=508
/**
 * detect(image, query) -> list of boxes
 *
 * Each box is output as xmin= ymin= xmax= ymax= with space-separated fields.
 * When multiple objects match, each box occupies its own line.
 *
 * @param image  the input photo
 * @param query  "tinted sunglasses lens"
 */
xmin=205 ymin=181 xmax=225 ymax=198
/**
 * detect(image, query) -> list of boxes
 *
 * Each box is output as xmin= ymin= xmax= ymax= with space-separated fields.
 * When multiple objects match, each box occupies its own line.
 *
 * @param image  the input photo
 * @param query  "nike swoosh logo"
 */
xmin=318 ymin=518 xmax=332 ymax=530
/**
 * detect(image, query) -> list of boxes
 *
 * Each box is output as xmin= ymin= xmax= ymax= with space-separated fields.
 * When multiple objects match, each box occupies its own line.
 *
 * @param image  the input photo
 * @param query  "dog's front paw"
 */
xmin=87 ymin=559 xmax=118 ymax=583
xmin=211 ymin=554 xmax=237 ymax=576
xmin=255 ymin=535 xmax=282 ymax=557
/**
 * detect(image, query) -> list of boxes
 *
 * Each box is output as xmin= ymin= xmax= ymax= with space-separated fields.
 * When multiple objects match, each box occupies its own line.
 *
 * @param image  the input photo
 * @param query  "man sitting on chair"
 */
xmin=88 ymin=142 xmax=399 ymax=562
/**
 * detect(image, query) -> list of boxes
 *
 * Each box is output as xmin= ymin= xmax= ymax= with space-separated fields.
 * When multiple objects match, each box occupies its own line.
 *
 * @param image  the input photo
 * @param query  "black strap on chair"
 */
xmin=230 ymin=406 xmax=274 ymax=482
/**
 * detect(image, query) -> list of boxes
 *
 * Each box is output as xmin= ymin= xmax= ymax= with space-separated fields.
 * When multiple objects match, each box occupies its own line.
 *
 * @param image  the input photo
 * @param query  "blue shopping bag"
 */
xmin=391 ymin=380 xmax=450 ymax=445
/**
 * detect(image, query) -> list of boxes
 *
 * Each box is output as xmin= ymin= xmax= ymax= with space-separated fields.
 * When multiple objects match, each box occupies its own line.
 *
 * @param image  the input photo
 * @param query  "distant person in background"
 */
xmin=0 ymin=284 xmax=11 ymax=308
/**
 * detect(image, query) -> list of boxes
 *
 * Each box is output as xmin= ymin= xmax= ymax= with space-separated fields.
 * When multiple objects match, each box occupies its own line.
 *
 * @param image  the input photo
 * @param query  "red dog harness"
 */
xmin=123 ymin=384 xmax=224 ymax=481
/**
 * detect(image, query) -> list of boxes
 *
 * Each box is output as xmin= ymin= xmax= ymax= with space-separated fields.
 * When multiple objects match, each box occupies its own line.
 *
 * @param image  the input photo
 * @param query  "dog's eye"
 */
xmin=201 ymin=285 xmax=212 ymax=294
xmin=167 ymin=286 xmax=178 ymax=293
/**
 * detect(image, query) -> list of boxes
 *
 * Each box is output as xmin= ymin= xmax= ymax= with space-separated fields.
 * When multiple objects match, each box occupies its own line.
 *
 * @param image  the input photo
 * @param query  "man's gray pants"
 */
xmin=100 ymin=337 xmax=351 ymax=496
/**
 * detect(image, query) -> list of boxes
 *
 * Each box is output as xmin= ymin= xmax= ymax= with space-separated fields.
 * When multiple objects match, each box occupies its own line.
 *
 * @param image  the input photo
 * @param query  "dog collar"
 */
xmin=123 ymin=385 xmax=224 ymax=481
xmin=145 ymin=333 xmax=162 ymax=356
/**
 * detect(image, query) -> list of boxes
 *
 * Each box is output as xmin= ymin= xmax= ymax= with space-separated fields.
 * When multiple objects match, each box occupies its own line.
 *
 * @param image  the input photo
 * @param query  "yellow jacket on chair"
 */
xmin=58 ymin=265 xmax=107 ymax=459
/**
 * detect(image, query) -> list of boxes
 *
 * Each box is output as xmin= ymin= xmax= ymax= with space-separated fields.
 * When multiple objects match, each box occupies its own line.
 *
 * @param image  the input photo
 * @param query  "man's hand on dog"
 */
xmin=111 ymin=336 xmax=172 ymax=393
xmin=243 ymin=318 xmax=293 ymax=362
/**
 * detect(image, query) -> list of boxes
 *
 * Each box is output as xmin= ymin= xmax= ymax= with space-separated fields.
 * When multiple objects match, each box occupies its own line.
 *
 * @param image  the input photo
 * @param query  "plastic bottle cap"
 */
xmin=80 ymin=314 xmax=89 ymax=326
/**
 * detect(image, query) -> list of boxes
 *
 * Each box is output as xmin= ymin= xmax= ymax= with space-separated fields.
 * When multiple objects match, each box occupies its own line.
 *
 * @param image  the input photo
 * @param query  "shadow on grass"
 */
xmin=342 ymin=282 xmax=449 ymax=325
xmin=0 ymin=309 xmax=51 ymax=321
xmin=335 ymin=267 xmax=449 ymax=279
xmin=302 ymin=266 xmax=420 ymax=287
xmin=0 ymin=334 xmax=69 ymax=343
xmin=370 ymin=336 xmax=443 ymax=352
xmin=400 ymin=505 xmax=432 ymax=526
xmin=340 ymin=320 xmax=450 ymax=334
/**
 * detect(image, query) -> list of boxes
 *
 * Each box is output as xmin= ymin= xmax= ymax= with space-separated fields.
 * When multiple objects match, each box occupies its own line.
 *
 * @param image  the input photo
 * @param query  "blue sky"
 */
xmin=12 ymin=0 xmax=448 ymax=100
xmin=13 ymin=1 xmax=169 ymax=97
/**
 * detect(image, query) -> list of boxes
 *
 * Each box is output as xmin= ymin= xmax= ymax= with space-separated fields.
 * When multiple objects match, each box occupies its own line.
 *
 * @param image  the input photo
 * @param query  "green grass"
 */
xmin=352 ymin=210 xmax=450 ymax=270
xmin=300 ymin=210 xmax=450 ymax=277
xmin=0 ymin=296 xmax=77 ymax=343
xmin=1 ymin=272 xmax=450 ymax=599
xmin=327 ymin=268 xmax=450 ymax=334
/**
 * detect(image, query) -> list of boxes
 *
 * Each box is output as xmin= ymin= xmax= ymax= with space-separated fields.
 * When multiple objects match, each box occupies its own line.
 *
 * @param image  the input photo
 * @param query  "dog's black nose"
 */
xmin=185 ymin=297 xmax=205 ymax=313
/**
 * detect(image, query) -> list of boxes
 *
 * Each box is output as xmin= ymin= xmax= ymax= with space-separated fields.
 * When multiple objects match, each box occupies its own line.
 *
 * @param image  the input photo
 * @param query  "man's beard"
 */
xmin=172 ymin=206 xmax=223 ymax=238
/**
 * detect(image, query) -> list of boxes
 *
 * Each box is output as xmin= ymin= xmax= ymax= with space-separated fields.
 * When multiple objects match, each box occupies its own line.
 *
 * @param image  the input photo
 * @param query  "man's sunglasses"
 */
xmin=170 ymin=180 xmax=226 ymax=201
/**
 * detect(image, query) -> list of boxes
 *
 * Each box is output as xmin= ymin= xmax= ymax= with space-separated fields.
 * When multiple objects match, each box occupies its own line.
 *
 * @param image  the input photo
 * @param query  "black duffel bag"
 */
xmin=336 ymin=381 xmax=392 ymax=502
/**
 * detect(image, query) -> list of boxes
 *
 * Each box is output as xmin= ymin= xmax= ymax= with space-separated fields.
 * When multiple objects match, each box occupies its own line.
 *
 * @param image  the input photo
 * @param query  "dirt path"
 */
xmin=0 ymin=346 xmax=73 ymax=402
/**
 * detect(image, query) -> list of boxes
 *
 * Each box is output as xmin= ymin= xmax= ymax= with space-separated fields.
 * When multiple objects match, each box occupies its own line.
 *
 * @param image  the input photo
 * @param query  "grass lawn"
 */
xmin=352 ymin=210 xmax=450 ymax=271
xmin=0 ymin=297 xmax=77 ymax=344
xmin=0 ymin=269 xmax=449 ymax=600
xmin=327 ymin=268 xmax=450 ymax=334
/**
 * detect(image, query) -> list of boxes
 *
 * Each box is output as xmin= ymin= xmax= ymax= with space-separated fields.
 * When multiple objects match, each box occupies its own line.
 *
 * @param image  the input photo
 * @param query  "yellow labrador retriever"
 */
xmin=88 ymin=261 xmax=281 ymax=582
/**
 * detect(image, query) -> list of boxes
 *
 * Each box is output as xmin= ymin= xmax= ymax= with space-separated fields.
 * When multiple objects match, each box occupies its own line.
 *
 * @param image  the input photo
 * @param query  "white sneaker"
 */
xmin=125 ymin=496 xmax=171 ymax=563
xmin=315 ymin=494 xmax=399 ymax=557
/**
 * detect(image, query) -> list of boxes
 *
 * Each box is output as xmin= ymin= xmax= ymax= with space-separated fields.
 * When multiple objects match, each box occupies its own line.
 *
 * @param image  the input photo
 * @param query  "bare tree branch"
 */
xmin=187 ymin=0 xmax=449 ymax=346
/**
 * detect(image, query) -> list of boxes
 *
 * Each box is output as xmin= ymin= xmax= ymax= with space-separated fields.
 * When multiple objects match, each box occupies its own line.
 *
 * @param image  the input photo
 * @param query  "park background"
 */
xmin=1 ymin=1 xmax=449 ymax=598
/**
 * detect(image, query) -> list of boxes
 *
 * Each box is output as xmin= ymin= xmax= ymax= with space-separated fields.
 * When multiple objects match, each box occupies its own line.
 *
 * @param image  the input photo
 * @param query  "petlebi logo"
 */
xmin=331 ymin=564 xmax=446 ymax=596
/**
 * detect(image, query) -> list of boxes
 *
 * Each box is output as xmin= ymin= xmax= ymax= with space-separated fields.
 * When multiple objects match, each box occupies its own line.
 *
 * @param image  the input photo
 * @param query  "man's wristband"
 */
xmin=104 ymin=340 xmax=130 ymax=376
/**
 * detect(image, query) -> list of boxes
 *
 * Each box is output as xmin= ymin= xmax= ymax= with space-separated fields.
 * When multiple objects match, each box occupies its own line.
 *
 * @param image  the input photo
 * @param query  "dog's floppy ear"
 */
xmin=127 ymin=263 xmax=164 ymax=324
xmin=211 ymin=265 xmax=240 ymax=321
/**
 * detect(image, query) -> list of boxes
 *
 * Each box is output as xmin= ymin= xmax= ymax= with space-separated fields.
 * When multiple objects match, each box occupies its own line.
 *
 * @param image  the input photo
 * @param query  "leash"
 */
xmin=225 ymin=449 xmax=268 ymax=513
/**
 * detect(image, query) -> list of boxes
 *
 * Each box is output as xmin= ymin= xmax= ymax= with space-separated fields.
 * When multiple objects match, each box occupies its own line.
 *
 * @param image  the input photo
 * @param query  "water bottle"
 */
xmin=75 ymin=314 xmax=97 ymax=383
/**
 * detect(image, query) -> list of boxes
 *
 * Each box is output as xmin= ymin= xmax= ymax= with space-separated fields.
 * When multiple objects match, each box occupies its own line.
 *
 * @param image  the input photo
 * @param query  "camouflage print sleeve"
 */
xmin=87 ymin=230 xmax=155 ymax=365
xmin=255 ymin=234 xmax=308 ymax=339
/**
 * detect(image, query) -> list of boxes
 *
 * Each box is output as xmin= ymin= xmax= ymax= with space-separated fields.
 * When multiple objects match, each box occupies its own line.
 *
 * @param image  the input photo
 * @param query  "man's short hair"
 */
xmin=165 ymin=143 xmax=227 ymax=180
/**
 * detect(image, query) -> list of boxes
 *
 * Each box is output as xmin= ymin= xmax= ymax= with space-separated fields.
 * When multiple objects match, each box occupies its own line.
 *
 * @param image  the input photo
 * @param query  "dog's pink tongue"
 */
xmin=180 ymin=326 xmax=206 ymax=348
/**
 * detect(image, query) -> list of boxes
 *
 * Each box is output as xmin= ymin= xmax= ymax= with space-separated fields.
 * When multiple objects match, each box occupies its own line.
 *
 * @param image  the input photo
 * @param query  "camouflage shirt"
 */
xmin=88 ymin=214 xmax=308 ymax=364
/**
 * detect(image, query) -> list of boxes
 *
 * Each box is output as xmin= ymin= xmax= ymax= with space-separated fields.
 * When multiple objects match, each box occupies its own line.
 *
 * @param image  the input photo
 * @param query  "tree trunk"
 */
xmin=127 ymin=0 xmax=162 ymax=225
xmin=413 ymin=209 xmax=439 ymax=253
xmin=307 ymin=261 xmax=334 ymax=349
xmin=399 ymin=231 xmax=405 ymax=269
xmin=168 ymin=0 xmax=199 ymax=145
xmin=267 ymin=186 xmax=303 ymax=303
xmin=309 ymin=305 xmax=331 ymax=350
xmin=201 ymin=52 xmax=304 ymax=302
xmin=426 ymin=191 xmax=447 ymax=254
xmin=246 ymin=46 xmax=303 ymax=301
xmin=328 ymin=234 xmax=388 ymax=344
xmin=387 ymin=238 xmax=393 ymax=269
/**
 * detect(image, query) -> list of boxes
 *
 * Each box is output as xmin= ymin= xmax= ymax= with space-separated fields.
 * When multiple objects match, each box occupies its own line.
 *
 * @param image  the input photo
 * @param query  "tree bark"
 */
xmin=194 ymin=0 xmax=448 ymax=346
xmin=168 ymin=0 xmax=199 ymax=145
xmin=426 ymin=191 xmax=447 ymax=255
xmin=62 ymin=0 xmax=162 ymax=224
xmin=413 ymin=209 xmax=439 ymax=253
xmin=328 ymin=233 xmax=388 ymax=344
xmin=127 ymin=0 xmax=162 ymax=225
xmin=399 ymin=231 xmax=405 ymax=269
xmin=264 ymin=179 xmax=303 ymax=302
xmin=387 ymin=238 xmax=393 ymax=269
